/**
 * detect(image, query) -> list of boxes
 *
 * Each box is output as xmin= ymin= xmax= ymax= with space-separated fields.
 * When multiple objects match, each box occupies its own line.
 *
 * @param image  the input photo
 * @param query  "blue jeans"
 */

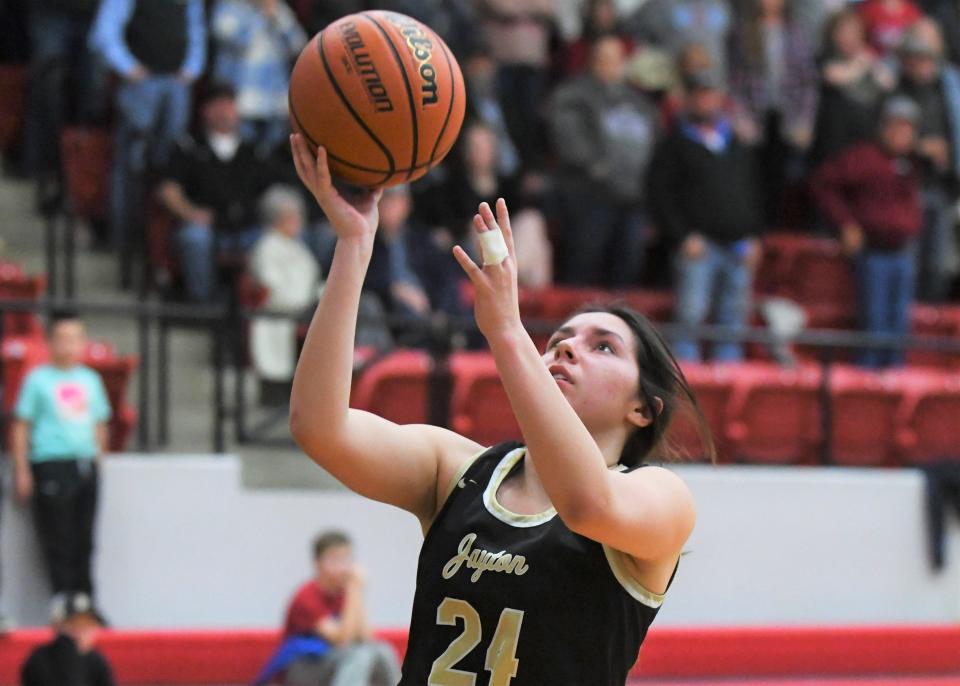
xmin=673 ymin=238 xmax=755 ymax=362
xmin=23 ymin=8 xmax=105 ymax=177
xmin=111 ymin=76 xmax=191 ymax=249
xmin=855 ymin=245 xmax=915 ymax=369
xmin=176 ymin=223 xmax=262 ymax=302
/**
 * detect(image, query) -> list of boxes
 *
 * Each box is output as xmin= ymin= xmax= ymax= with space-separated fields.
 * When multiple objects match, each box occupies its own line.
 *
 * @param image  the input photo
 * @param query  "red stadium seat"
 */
xmin=538 ymin=285 xmax=612 ymax=322
xmin=109 ymin=404 xmax=138 ymax=452
xmin=893 ymin=369 xmax=960 ymax=465
xmin=145 ymin=189 xmax=181 ymax=291
xmin=828 ymin=365 xmax=902 ymax=467
xmin=674 ymin=362 xmax=735 ymax=462
xmin=0 ymin=272 xmax=46 ymax=339
xmin=88 ymin=356 xmax=138 ymax=418
xmin=616 ymin=289 xmax=675 ymax=323
xmin=1 ymin=336 xmax=48 ymax=415
xmin=0 ymin=64 xmax=28 ymax=153
xmin=350 ymin=349 xmax=432 ymax=425
xmin=908 ymin=304 xmax=960 ymax=369
xmin=756 ymin=232 xmax=808 ymax=296
xmin=60 ymin=127 xmax=112 ymax=220
xmin=724 ymin=362 xmax=823 ymax=465
xmin=788 ymin=239 xmax=855 ymax=308
xmin=449 ymin=351 xmax=520 ymax=446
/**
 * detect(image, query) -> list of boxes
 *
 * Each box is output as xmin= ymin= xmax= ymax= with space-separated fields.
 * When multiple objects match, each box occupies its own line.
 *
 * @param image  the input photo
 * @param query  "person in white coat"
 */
xmin=249 ymin=185 xmax=321 ymax=398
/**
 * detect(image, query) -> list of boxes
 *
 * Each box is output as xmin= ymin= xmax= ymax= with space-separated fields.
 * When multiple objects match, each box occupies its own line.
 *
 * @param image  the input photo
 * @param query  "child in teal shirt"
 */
xmin=11 ymin=312 xmax=111 ymax=608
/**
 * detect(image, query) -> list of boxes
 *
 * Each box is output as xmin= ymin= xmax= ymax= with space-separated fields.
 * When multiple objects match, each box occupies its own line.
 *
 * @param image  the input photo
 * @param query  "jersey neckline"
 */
xmin=482 ymin=446 xmax=629 ymax=528
xmin=483 ymin=447 xmax=558 ymax=527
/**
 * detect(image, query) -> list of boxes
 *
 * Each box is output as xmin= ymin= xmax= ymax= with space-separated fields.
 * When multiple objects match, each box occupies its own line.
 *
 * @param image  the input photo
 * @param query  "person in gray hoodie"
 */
xmin=549 ymin=34 xmax=660 ymax=286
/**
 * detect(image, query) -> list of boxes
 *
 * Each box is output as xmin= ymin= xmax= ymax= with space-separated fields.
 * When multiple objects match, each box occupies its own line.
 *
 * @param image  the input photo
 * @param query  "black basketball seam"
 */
xmin=428 ymin=38 xmax=457 ymax=168
xmin=362 ymin=13 xmax=419 ymax=181
xmin=289 ymin=95 xmax=393 ymax=184
xmin=316 ymin=30 xmax=396 ymax=179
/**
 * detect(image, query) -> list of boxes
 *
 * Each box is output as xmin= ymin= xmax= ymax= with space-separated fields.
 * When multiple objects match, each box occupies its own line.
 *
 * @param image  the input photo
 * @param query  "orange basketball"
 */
xmin=288 ymin=11 xmax=466 ymax=187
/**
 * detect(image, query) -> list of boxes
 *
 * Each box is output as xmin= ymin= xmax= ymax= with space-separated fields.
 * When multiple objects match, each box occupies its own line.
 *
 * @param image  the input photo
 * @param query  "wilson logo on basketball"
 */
xmin=338 ymin=21 xmax=395 ymax=113
xmin=385 ymin=14 xmax=439 ymax=107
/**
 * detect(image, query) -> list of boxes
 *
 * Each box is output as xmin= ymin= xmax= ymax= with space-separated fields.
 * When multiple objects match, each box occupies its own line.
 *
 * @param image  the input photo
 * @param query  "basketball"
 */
xmin=288 ymin=11 xmax=466 ymax=188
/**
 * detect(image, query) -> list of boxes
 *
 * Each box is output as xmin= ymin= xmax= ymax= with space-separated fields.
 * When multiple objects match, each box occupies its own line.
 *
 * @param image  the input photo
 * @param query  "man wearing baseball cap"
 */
xmin=20 ymin=592 xmax=115 ymax=686
xmin=812 ymin=95 xmax=924 ymax=368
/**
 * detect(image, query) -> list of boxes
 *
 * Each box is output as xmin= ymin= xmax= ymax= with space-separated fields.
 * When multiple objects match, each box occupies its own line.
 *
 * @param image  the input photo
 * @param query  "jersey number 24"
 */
xmin=428 ymin=597 xmax=525 ymax=686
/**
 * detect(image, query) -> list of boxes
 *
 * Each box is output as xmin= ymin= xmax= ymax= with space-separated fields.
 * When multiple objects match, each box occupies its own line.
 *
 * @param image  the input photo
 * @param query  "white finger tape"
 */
xmin=479 ymin=228 xmax=509 ymax=266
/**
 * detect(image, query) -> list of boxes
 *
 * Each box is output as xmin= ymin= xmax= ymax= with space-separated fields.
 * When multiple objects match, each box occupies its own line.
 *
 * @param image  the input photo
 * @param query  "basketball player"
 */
xmin=288 ymin=134 xmax=711 ymax=685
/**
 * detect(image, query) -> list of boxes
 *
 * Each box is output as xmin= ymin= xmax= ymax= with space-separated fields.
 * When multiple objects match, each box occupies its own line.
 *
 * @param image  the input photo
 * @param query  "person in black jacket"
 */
xmin=648 ymin=68 xmax=764 ymax=362
xmin=20 ymin=593 xmax=115 ymax=686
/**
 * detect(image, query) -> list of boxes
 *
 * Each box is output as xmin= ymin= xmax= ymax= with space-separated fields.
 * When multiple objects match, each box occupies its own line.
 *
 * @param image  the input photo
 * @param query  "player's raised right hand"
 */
xmin=290 ymin=133 xmax=382 ymax=242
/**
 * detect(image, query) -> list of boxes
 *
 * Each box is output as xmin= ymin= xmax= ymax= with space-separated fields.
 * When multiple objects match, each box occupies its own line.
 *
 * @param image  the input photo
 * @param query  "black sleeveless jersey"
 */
xmin=398 ymin=442 xmax=676 ymax=686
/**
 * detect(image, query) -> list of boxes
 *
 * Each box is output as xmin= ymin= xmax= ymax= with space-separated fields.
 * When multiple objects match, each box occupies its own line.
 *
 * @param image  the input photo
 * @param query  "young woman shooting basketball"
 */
xmin=288 ymin=133 xmax=711 ymax=685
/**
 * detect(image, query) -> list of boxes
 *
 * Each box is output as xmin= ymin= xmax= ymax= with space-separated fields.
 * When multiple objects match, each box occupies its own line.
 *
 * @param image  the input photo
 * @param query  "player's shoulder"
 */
xmin=624 ymin=464 xmax=695 ymax=507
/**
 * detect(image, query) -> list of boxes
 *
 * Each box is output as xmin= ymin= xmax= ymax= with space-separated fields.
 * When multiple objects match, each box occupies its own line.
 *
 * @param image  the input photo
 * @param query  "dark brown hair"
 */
xmin=312 ymin=530 xmax=351 ymax=560
xmin=572 ymin=304 xmax=716 ymax=467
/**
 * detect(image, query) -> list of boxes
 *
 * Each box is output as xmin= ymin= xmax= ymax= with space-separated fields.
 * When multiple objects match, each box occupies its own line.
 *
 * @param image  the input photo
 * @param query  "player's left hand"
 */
xmin=452 ymin=199 xmax=522 ymax=341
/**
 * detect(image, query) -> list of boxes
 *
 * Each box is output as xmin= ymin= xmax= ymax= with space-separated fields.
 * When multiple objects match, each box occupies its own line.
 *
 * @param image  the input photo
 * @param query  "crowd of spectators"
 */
xmin=7 ymin=0 xmax=960 ymax=375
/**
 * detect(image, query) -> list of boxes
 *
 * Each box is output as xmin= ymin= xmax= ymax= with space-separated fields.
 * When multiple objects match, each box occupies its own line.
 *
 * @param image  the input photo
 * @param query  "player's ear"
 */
xmin=626 ymin=396 xmax=662 ymax=429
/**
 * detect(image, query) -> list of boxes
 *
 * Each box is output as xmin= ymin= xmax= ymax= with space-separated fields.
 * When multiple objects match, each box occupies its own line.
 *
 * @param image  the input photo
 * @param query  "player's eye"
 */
xmin=596 ymin=341 xmax=615 ymax=353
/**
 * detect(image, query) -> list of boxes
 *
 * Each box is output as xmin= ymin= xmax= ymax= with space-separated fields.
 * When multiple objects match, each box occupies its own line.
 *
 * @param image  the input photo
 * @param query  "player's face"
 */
xmin=542 ymin=312 xmax=647 ymax=435
xmin=315 ymin=544 xmax=354 ymax=590
xmin=50 ymin=320 xmax=86 ymax=367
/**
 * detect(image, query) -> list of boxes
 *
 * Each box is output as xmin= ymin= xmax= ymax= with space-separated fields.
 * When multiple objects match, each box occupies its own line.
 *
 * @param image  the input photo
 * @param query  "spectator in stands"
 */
xmin=893 ymin=20 xmax=960 ymax=302
xmin=562 ymin=0 xmax=635 ymax=76
xmin=364 ymin=186 xmax=434 ymax=343
xmin=89 ymin=0 xmax=206 ymax=253
xmin=20 ymin=593 xmax=114 ymax=686
xmin=648 ymin=68 xmax=764 ymax=362
xmin=11 ymin=312 xmax=111 ymax=606
xmin=549 ymin=34 xmax=660 ymax=286
xmin=729 ymin=0 xmax=818 ymax=225
xmin=660 ymin=43 xmax=730 ymax=130
xmin=248 ymin=185 xmax=320 ymax=404
xmin=256 ymin=531 xmax=400 ymax=686
xmin=811 ymin=96 xmax=923 ymax=368
xmin=462 ymin=40 xmax=521 ymax=178
xmin=211 ymin=0 xmax=307 ymax=149
xmin=630 ymin=0 xmax=733 ymax=76
xmin=158 ymin=84 xmax=269 ymax=303
xmin=477 ymin=0 xmax=557 ymax=169
xmin=22 ymin=0 xmax=105 ymax=210
xmin=857 ymin=0 xmax=923 ymax=56
xmin=415 ymin=122 xmax=552 ymax=300
xmin=810 ymin=9 xmax=895 ymax=168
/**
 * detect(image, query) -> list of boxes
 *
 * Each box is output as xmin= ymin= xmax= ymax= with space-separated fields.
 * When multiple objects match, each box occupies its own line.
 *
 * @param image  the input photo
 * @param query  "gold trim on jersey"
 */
xmin=424 ymin=447 xmax=490 ymax=536
xmin=602 ymin=545 xmax=667 ymax=609
xmin=483 ymin=447 xmax=558 ymax=527
xmin=482 ymin=448 xmax=631 ymax=528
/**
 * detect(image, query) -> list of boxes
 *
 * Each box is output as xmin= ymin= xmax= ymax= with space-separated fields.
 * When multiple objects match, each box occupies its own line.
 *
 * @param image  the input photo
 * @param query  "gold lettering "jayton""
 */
xmin=442 ymin=533 xmax=530 ymax=583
